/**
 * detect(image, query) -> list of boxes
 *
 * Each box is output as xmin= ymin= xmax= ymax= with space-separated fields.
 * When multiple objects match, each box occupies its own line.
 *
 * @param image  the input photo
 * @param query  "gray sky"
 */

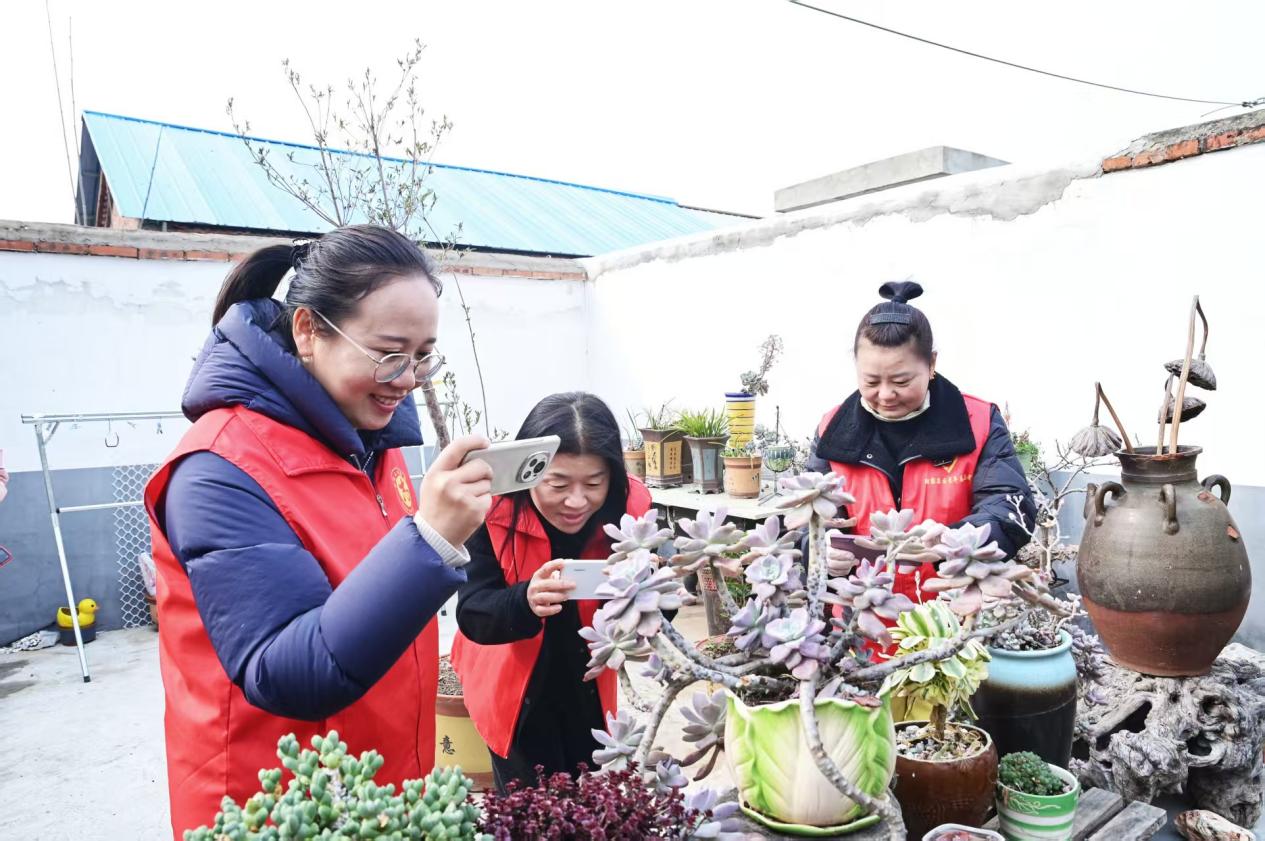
xmin=3 ymin=0 xmax=1258 ymax=221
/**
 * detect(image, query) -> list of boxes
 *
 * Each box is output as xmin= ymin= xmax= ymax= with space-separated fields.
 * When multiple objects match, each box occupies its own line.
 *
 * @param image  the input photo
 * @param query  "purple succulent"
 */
xmin=671 ymin=508 xmax=743 ymax=573
xmin=640 ymin=652 xmax=670 ymax=681
xmin=744 ymin=553 xmax=797 ymax=603
xmin=826 ymin=558 xmax=915 ymax=646
xmin=776 ymin=472 xmax=854 ymax=529
xmin=685 ymin=788 xmax=746 ymax=840
xmin=923 ymin=523 xmax=1033 ymax=616
xmin=647 ymin=756 xmax=688 ymax=793
xmin=595 ymin=553 xmax=689 ymax=638
xmin=592 ymin=710 xmax=645 ymax=771
xmin=579 ymin=612 xmax=652 ymax=680
xmin=604 ymin=510 xmax=675 ymax=561
xmin=725 ymin=599 xmax=777 ymax=653
xmin=680 ymin=690 xmax=727 ymax=752
xmin=737 ymin=515 xmax=803 ymax=568
xmin=764 ymin=607 xmax=829 ymax=680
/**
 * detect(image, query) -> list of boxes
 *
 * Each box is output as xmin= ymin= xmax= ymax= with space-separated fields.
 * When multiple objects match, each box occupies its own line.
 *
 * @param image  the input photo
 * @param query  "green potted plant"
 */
xmin=726 ymin=334 xmax=782 ymax=450
xmin=721 ymin=441 xmax=762 ymax=499
xmin=676 ymin=408 xmax=729 ymax=494
xmin=1010 ymin=429 xmax=1040 ymax=477
xmin=621 ymin=410 xmax=646 ymax=481
xmin=637 ymin=402 xmax=683 ymax=488
xmin=886 ymin=599 xmax=997 ymax=840
xmin=995 ymin=751 xmax=1080 ymax=841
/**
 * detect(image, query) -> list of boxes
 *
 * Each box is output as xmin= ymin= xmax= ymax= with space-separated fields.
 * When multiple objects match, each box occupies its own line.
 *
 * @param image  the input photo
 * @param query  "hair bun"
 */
xmin=878 ymin=281 xmax=923 ymax=305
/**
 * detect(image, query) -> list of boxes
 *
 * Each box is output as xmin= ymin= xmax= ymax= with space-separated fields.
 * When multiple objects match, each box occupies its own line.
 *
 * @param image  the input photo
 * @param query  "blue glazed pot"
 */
xmin=973 ymin=630 xmax=1077 ymax=768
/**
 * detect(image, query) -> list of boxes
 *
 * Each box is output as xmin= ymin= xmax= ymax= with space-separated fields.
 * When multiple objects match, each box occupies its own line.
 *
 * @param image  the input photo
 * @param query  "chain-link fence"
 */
xmin=113 ymin=463 xmax=158 ymax=628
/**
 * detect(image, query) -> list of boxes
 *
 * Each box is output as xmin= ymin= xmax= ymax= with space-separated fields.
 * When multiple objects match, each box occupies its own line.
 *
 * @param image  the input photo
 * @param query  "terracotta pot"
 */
xmin=892 ymin=722 xmax=998 ymax=841
xmin=975 ymin=631 xmax=1076 ymax=768
xmin=685 ymin=436 xmax=727 ymax=494
xmin=1077 ymin=445 xmax=1250 ymax=676
xmin=640 ymin=428 xmax=684 ymax=488
xmin=723 ymin=455 xmax=762 ymax=499
xmin=434 ymin=689 xmax=495 ymax=791
xmin=623 ymin=449 xmax=646 ymax=480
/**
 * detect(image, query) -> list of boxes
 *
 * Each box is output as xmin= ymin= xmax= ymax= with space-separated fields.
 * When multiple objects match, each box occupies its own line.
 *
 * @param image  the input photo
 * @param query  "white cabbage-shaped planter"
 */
xmin=725 ymin=687 xmax=897 ymax=833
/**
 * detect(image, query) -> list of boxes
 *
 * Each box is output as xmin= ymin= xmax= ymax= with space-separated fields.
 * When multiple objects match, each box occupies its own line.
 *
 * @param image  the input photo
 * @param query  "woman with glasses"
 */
xmin=144 ymin=225 xmax=494 ymax=838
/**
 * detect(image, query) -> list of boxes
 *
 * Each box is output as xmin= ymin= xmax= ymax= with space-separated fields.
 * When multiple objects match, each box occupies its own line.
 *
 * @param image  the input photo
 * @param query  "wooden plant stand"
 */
xmin=984 ymin=787 xmax=1167 ymax=841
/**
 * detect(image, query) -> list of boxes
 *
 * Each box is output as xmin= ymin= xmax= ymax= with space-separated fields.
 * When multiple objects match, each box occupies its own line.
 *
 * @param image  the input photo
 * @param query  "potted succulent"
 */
xmin=1010 ymin=429 xmax=1040 ymax=477
xmin=886 ymin=600 xmax=997 ymax=840
xmin=721 ymin=441 xmax=762 ymax=499
xmin=622 ymin=410 xmax=647 ymax=481
xmin=994 ymin=751 xmax=1080 ymax=841
xmin=922 ymin=825 xmax=1005 ymax=841
xmin=677 ymin=409 xmax=729 ymax=494
xmin=726 ymin=334 xmax=783 ymax=449
xmin=185 ymin=730 xmax=487 ymax=839
xmin=436 ymin=654 xmax=495 ymax=791
xmin=638 ymin=403 xmax=684 ymax=489
xmin=1074 ymin=296 xmax=1250 ymax=676
xmin=575 ymin=471 xmax=1066 ymax=836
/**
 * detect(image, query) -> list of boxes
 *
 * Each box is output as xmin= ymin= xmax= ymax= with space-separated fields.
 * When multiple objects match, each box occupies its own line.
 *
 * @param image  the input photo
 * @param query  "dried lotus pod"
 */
xmin=1159 ymin=393 xmax=1207 ymax=423
xmin=1164 ymin=356 xmax=1217 ymax=391
xmin=1070 ymin=423 xmax=1122 ymax=458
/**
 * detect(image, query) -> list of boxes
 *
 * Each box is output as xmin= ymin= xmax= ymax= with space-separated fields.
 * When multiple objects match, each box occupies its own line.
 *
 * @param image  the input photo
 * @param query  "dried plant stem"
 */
xmin=1169 ymin=296 xmax=1199 ymax=455
xmin=1012 ymin=584 xmax=1076 ymax=617
xmin=1157 ymin=374 xmax=1175 ymax=454
xmin=654 ymin=632 xmax=789 ymax=694
xmin=418 ymin=378 xmax=451 ymax=449
xmin=1196 ymin=299 xmax=1210 ymax=357
xmin=1096 ymin=383 xmax=1133 ymax=453
xmin=849 ymin=612 xmax=1027 ymax=683
xmin=618 ymin=667 xmax=653 ymax=714
xmin=798 ymin=673 xmax=901 ymax=833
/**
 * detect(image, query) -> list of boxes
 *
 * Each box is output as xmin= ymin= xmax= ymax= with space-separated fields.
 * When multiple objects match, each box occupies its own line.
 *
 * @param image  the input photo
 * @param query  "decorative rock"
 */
xmin=1174 ymin=810 xmax=1255 ymax=841
xmin=1072 ymin=643 xmax=1265 ymax=828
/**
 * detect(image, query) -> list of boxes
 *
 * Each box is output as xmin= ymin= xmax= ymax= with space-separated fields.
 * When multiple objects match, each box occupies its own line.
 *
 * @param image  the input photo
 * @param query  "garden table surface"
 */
xmin=648 ymin=486 xmax=787 ymax=523
xmin=983 ymin=787 xmax=1168 ymax=841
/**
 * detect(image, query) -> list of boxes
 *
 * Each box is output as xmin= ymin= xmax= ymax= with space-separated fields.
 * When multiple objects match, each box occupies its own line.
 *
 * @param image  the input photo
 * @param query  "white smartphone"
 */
xmin=460 ymin=435 xmax=561 ymax=496
xmin=555 ymin=559 xmax=612 ymax=600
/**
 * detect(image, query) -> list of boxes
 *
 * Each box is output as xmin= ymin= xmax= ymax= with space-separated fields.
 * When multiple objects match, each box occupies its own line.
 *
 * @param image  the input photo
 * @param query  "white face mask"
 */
xmin=861 ymin=390 xmax=931 ymax=422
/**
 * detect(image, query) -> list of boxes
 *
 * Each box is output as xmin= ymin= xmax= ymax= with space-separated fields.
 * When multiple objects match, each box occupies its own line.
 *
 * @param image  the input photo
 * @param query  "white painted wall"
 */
xmin=0 ymin=252 xmax=590 ymax=473
xmin=584 ymin=143 xmax=1265 ymax=487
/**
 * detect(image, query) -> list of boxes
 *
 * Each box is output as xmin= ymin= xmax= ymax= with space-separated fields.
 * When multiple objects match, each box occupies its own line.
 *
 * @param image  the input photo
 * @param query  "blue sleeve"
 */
xmin=955 ymin=406 xmax=1037 ymax=559
xmin=161 ymin=451 xmax=465 ymax=720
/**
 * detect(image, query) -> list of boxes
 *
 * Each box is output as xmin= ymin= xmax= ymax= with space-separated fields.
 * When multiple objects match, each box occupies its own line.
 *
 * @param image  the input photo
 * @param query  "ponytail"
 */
xmin=212 ymin=244 xmax=294 ymax=325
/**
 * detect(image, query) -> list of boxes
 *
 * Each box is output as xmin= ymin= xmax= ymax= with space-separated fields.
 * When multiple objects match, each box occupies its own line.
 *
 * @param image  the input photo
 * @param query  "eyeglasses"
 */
xmin=311 ymin=309 xmax=445 ymax=384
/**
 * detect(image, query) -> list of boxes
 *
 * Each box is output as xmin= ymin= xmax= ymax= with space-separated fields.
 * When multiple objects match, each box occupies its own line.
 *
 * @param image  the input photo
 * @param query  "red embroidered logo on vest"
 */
xmin=392 ymin=467 xmax=415 ymax=514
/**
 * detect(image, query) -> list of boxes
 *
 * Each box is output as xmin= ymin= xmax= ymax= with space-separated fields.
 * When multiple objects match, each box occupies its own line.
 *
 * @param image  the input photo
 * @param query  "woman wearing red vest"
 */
xmin=144 ymin=225 xmax=495 ymax=838
xmin=451 ymin=392 xmax=650 ymax=792
xmin=807 ymin=281 xmax=1036 ymax=606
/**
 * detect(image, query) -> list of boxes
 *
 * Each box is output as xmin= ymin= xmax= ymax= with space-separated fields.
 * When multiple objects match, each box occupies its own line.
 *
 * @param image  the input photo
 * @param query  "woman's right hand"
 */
xmin=417 ymin=435 xmax=494 ymax=550
xmin=526 ymin=560 xmax=575 ymax=618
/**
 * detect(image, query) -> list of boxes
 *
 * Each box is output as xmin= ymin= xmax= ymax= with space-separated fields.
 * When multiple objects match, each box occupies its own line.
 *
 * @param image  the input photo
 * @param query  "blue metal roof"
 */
xmin=81 ymin=111 xmax=746 ymax=256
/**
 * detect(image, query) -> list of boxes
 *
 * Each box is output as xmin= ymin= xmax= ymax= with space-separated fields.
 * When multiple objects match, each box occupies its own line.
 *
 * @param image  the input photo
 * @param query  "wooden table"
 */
xmin=984 ymin=787 xmax=1168 ymax=841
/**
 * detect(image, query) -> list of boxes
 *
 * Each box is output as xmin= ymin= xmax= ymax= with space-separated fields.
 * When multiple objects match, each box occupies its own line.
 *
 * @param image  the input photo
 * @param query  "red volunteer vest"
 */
xmin=144 ymin=406 xmax=438 ymax=839
xmin=817 ymin=394 xmax=993 ymax=604
xmin=449 ymin=479 xmax=651 ymax=758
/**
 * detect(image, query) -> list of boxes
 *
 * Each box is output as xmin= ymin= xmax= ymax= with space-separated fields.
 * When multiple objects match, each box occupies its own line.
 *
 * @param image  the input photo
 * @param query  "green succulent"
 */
xmin=183 ymin=731 xmax=490 ymax=840
xmin=999 ymin=751 xmax=1068 ymax=796
xmin=883 ymin=601 xmax=990 ymax=738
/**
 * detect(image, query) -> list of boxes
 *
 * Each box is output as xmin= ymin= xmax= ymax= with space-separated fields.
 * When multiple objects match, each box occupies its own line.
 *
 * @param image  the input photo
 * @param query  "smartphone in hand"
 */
xmin=553 ymin=559 xmax=611 ymax=600
xmin=460 ymin=435 xmax=561 ymax=496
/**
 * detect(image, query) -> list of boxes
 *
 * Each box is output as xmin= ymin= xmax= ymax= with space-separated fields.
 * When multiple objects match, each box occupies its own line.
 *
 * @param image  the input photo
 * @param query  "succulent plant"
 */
xmin=184 ymin=731 xmax=488 ymax=840
xmin=670 ymin=507 xmax=744 ymax=573
xmin=603 ymin=510 xmax=674 ymax=562
xmin=764 ymin=607 xmax=830 ymax=680
xmin=684 ymin=787 xmax=747 ymax=840
xmin=738 ymin=515 xmax=803 ymax=565
xmin=592 ymin=710 xmax=646 ymax=771
xmin=639 ymin=652 xmax=671 ymax=682
xmin=647 ymin=756 xmax=689 ymax=793
xmin=680 ymin=689 xmax=727 ymax=752
xmin=998 ymin=751 xmax=1068 ymax=796
xmin=579 ymin=612 xmax=652 ymax=680
xmin=776 ymin=471 xmax=854 ymax=529
xmin=744 ymin=552 xmax=800 ymax=604
xmin=725 ymin=598 xmax=778 ymax=653
xmin=923 ymin=523 xmax=1034 ymax=616
xmin=825 ymin=558 xmax=916 ymax=646
xmin=594 ymin=552 xmax=689 ymax=639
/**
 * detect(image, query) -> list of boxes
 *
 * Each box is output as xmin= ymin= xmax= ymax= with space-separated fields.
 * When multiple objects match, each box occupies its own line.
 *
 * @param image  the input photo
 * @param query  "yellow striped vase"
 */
xmin=725 ymin=392 xmax=756 ymax=448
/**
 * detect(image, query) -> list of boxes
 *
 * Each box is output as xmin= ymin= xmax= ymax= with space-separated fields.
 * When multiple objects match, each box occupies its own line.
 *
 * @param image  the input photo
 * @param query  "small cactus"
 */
xmin=998 ymin=751 xmax=1069 ymax=796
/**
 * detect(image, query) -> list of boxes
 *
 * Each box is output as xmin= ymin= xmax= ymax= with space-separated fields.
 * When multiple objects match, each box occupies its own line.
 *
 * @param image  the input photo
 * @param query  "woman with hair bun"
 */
xmin=807 ymin=281 xmax=1037 ymax=606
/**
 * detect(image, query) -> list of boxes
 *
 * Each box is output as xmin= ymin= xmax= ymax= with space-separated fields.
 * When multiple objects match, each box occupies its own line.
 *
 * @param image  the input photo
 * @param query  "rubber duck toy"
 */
xmin=56 ymin=598 xmax=98 ymax=645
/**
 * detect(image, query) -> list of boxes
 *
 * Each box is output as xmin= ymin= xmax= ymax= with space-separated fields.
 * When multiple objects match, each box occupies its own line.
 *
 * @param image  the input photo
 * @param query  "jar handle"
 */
xmin=1092 ymin=481 xmax=1125 ymax=527
xmin=1160 ymin=484 xmax=1179 ymax=535
xmin=1201 ymin=474 xmax=1231 ymax=505
xmin=1083 ymin=483 xmax=1098 ymax=520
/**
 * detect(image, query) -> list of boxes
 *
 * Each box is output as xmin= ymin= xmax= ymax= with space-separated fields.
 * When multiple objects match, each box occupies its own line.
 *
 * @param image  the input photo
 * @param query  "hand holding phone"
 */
xmin=416 ymin=435 xmax=494 ymax=549
xmin=527 ymin=559 xmax=574 ymax=617
xmin=554 ymin=560 xmax=611 ymax=600
xmin=460 ymin=436 xmax=561 ymax=496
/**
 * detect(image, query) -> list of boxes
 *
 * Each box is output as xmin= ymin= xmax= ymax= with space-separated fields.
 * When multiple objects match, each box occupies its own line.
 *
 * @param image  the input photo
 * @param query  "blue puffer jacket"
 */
xmin=155 ymin=298 xmax=463 ymax=720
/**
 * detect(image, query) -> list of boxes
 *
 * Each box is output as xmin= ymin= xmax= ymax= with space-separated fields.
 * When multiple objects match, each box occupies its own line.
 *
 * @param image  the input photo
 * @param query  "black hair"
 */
xmin=500 ymin=392 xmax=630 ymax=579
xmin=853 ymin=280 xmax=934 ymax=364
xmin=211 ymin=224 xmax=443 ymax=348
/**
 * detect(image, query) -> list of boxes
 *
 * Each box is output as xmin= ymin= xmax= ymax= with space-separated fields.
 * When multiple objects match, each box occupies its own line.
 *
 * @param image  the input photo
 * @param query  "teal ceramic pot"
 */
xmin=974 ymin=630 xmax=1076 ymax=768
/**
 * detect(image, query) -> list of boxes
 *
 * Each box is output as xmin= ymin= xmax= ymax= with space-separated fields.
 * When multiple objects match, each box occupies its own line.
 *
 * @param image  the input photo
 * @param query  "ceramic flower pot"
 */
xmin=622 ymin=448 xmax=646 ymax=480
xmin=1077 ymin=445 xmax=1250 ymax=676
xmin=725 ymin=688 xmax=897 ymax=834
xmin=995 ymin=763 xmax=1080 ymax=841
xmin=435 ymin=690 xmax=494 ymax=791
xmin=640 ymin=427 xmax=684 ymax=488
xmin=974 ymin=631 xmax=1076 ymax=768
xmin=685 ymin=436 xmax=727 ymax=493
xmin=723 ymin=455 xmax=762 ymax=499
xmin=892 ymin=722 xmax=998 ymax=841
xmin=725 ymin=392 xmax=756 ymax=449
